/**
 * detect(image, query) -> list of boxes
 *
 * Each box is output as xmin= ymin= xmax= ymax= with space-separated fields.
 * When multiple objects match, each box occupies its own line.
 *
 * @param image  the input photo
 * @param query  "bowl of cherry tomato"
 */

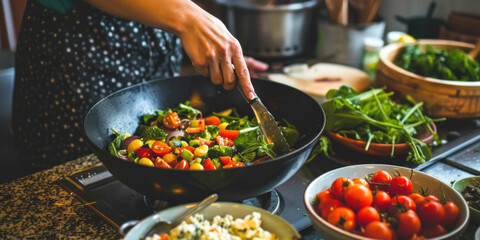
xmin=303 ymin=164 xmax=469 ymax=240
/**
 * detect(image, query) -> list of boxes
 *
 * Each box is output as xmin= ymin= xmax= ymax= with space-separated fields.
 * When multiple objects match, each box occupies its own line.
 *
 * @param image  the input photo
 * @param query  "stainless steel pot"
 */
xmin=215 ymin=0 xmax=318 ymax=58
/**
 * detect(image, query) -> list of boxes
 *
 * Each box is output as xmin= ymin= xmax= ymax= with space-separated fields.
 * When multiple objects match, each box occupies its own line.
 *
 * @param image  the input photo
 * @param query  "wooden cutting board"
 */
xmin=268 ymin=63 xmax=371 ymax=99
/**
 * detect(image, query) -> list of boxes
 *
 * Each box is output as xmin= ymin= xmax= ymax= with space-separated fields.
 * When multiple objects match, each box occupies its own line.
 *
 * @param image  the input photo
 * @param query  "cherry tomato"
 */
xmin=218 ymin=129 xmax=240 ymax=140
xmin=442 ymin=201 xmax=459 ymax=229
xmin=408 ymin=193 xmax=425 ymax=207
xmin=391 ymin=195 xmax=416 ymax=211
xmin=419 ymin=224 xmax=447 ymax=238
xmin=197 ymin=137 xmax=215 ymax=147
xmin=321 ymin=199 xmax=344 ymax=219
xmin=356 ymin=206 xmax=380 ymax=227
xmin=223 ymin=161 xmax=245 ymax=168
xmin=127 ymin=139 xmax=143 ymax=154
xmin=425 ymin=194 xmax=440 ymax=202
xmin=134 ymin=147 xmax=156 ymax=159
xmin=201 ymin=158 xmax=216 ymax=170
xmin=174 ymin=159 xmax=189 ymax=170
xmin=216 ymin=136 xmax=235 ymax=147
xmin=327 ymin=207 xmax=356 ymax=232
xmin=369 ymin=170 xmax=393 ymax=191
xmin=162 ymin=112 xmax=181 ymax=129
xmin=152 ymin=141 xmax=172 ymax=156
xmin=205 ymin=116 xmax=221 ymax=125
xmin=373 ymin=190 xmax=391 ymax=212
xmin=330 ymin=177 xmax=353 ymax=200
xmin=344 ymin=184 xmax=373 ymax=211
xmin=395 ymin=209 xmax=421 ymax=240
xmin=313 ymin=189 xmax=332 ymax=215
xmin=352 ymin=178 xmax=369 ymax=188
xmin=389 ymin=176 xmax=413 ymax=197
xmin=154 ymin=157 xmax=172 ymax=169
xmin=138 ymin=157 xmax=154 ymax=167
xmin=363 ymin=221 xmax=395 ymax=240
xmin=418 ymin=200 xmax=445 ymax=226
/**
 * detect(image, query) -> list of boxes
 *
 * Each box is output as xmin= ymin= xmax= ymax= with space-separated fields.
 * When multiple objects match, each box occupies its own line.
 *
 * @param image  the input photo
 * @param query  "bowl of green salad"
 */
xmin=321 ymin=85 xmax=439 ymax=165
xmin=374 ymin=39 xmax=480 ymax=118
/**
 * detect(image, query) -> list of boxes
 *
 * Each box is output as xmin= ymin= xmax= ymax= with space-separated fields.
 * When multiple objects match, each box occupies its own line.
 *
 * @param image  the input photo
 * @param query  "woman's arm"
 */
xmin=84 ymin=0 xmax=259 ymax=100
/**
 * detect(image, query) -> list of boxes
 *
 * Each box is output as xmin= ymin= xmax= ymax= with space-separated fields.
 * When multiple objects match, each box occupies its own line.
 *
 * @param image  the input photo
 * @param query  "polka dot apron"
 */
xmin=12 ymin=0 xmax=183 ymax=172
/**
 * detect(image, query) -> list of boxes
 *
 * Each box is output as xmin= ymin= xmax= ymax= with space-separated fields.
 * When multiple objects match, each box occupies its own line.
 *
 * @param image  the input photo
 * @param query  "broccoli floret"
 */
xmin=139 ymin=125 xmax=167 ymax=140
xmin=199 ymin=125 xmax=219 ymax=141
xmin=207 ymin=145 xmax=233 ymax=158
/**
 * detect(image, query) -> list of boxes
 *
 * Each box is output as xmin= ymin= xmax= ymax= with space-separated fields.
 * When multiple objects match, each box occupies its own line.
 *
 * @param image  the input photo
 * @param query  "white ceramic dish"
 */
xmin=303 ymin=164 xmax=470 ymax=240
xmin=122 ymin=202 xmax=301 ymax=240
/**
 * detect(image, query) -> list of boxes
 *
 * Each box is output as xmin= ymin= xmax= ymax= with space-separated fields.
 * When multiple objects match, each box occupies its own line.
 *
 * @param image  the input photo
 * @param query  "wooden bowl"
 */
xmin=327 ymin=122 xmax=436 ymax=156
xmin=440 ymin=25 xmax=480 ymax=44
xmin=374 ymin=39 xmax=480 ymax=118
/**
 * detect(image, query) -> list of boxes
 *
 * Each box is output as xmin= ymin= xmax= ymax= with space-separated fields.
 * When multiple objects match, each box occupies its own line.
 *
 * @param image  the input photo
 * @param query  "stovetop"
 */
xmin=56 ymin=118 xmax=480 ymax=239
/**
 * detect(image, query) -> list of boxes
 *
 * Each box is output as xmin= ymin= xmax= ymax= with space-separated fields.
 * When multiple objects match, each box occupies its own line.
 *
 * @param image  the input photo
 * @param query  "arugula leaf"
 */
xmin=108 ymin=128 xmax=128 ymax=157
xmin=321 ymin=85 xmax=443 ymax=165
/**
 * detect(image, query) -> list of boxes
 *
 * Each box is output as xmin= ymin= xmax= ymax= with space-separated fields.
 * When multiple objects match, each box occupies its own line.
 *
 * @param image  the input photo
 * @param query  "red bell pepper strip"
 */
xmin=219 ymin=156 xmax=232 ymax=165
xmin=205 ymin=116 xmax=221 ymax=125
xmin=202 ymin=158 xmax=217 ymax=170
xmin=218 ymin=129 xmax=240 ymax=140
xmin=185 ymin=119 xmax=205 ymax=133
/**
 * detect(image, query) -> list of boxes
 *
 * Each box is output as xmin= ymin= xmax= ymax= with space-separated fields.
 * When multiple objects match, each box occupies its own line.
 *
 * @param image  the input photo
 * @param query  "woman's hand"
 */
xmin=178 ymin=3 xmax=265 ymax=100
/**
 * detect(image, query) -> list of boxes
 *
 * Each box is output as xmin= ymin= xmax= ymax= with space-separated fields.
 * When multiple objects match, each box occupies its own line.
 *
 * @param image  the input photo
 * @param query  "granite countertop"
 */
xmin=0 ymin=154 xmax=121 ymax=239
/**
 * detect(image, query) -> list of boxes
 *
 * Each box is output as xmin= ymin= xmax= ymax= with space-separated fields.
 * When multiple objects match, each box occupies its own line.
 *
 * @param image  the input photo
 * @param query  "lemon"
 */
xmin=397 ymin=34 xmax=416 ymax=43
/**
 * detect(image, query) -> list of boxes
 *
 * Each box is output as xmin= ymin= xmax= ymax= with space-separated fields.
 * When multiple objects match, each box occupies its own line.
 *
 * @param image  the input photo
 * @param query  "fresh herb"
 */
xmin=108 ymin=128 xmax=128 ymax=157
xmin=321 ymin=85 xmax=443 ymax=165
xmin=305 ymin=136 xmax=335 ymax=164
xmin=396 ymin=44 xmax=480 ymax=81
xmin=234 ymin=129 xmax=276 ymax=160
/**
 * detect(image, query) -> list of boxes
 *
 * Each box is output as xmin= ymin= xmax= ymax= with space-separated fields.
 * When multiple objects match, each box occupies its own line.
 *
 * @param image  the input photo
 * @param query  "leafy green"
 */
xmin=396 ymin=44 xmax=480 ymax=81
xmin=305 ymin=136 xmax=335 ymax=164
xmin=108 ymin=128 xmax=128 ymax=157
xmin=176 ymin=102 xmax=201 ymax=118
xmin=280 ymin=126 xmax=299 ymax=147
xmin=234 ymin=131 xmax=275 ymax=159
xmin=321 ymin=85 xmax=442 ymax=165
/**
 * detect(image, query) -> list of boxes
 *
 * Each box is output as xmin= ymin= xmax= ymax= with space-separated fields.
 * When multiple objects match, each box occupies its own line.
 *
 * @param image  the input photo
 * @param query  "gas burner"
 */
xmin=242 ymin=190 xmax=281 ymax=214
xmin=143 ymin=190 xmax=281 ymax=215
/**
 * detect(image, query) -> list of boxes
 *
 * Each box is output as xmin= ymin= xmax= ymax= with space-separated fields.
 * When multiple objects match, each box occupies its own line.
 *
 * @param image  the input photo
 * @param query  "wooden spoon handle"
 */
xmin=468 ymin=40 xmax=480 ymax=60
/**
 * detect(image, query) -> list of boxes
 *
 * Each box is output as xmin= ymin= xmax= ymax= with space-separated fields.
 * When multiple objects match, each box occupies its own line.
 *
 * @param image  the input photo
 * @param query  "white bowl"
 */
xmin=123 ymin=202 xmax=301 ymax=240
xmin=303 ymin=164 xmax=470 ymax=240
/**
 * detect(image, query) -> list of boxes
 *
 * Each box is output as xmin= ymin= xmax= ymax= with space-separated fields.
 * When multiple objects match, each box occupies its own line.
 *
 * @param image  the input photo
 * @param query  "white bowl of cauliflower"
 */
xmin=122 ymin=202 xmax=301 ymax=240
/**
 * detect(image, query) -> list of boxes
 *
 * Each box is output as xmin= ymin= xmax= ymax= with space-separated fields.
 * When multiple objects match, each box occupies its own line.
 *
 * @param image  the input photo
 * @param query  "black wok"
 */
xmin=84 ymin=75 xmax=325 ymax=202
